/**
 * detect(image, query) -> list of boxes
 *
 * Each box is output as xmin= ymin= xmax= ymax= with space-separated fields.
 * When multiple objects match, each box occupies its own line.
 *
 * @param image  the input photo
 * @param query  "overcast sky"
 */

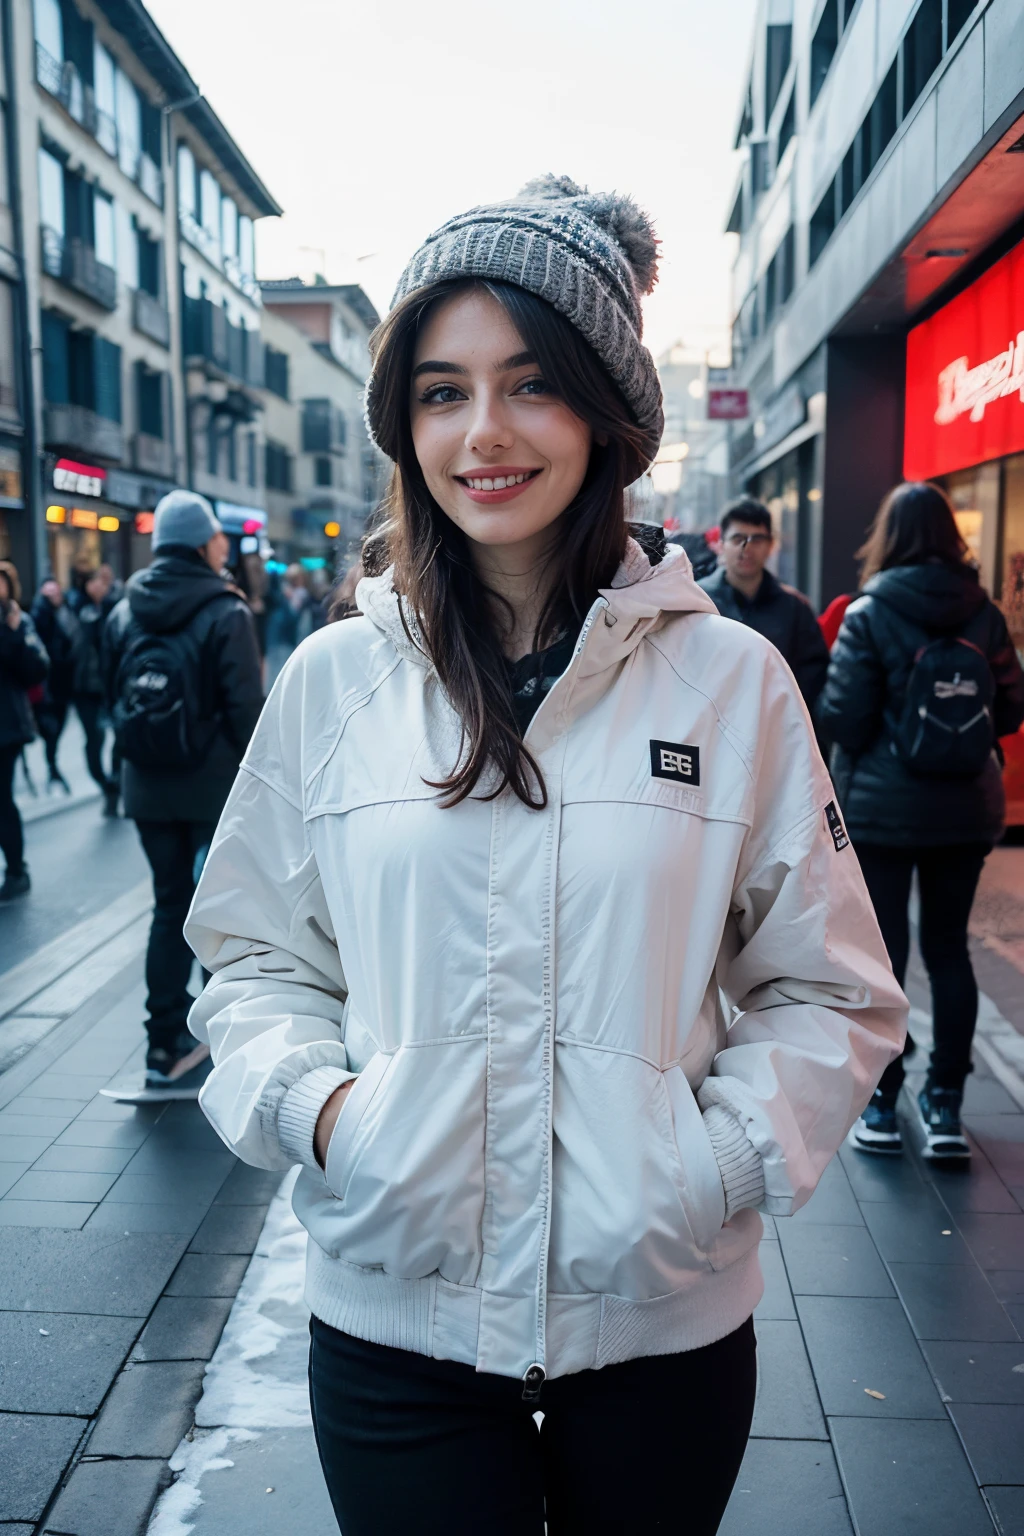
xmin=146 ymin=0 xmax=756 ymax=359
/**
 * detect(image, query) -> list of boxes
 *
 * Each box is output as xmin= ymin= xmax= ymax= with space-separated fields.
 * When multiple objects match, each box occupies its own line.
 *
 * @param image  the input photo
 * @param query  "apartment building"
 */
xmin=0 ymin=0 xmax=32 ymax=576
xmin=5 ymin=0 xmax=279 ymax=588
xmin=727 ymin=0 xmax=1024 ymax=610
xmin=260 ymin=278 xmax=384 ymax=565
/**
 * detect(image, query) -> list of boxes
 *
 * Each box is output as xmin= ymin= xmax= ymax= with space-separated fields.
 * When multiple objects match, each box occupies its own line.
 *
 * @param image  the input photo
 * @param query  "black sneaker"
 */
xmin=0 ymin=867 xmax=31 ymax=903
xmin=144 ymin=1041 xmax=212 ymax=1098
xmin=853 ymin=1089 xmax=903 ymax=1154
xmin=917 ymin=1084 xmax=970 ymax=1160
xmin=102 ymin=786 xmax=120 ymax=817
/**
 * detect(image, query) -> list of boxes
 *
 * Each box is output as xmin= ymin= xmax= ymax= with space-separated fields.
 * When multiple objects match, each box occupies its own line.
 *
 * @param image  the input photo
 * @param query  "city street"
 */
xmin=1 ymin=785 xmax=1023 ymax=1535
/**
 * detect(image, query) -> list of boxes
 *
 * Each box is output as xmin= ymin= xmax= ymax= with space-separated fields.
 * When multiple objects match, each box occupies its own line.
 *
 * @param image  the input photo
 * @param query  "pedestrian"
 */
xmin=819 ymin=481 xmax=1024 ymax=1160
xmin=185 ymin=176 xmax=905 ymax=1536
xmin=698 ymin=496 xmax=831 ymax=711
xmin=67 ymin=564 xmax=121 ymax=815
xmin=0 ymin=560 xmax=49 ymax=902
xmin=30 ymin=576 xmax=78 ymax=792
xmin=104 ymin=490 xmax=263 ymax=1095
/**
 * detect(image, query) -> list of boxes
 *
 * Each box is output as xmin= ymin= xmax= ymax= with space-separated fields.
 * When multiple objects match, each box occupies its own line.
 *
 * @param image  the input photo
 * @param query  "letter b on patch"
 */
xmin=650 ymin=740 xmax=700 ymax=786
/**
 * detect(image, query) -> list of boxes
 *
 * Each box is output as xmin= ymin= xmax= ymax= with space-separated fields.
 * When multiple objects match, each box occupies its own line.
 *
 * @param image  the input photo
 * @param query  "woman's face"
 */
xmin=409 ymin=288 xmax=592 ymax=557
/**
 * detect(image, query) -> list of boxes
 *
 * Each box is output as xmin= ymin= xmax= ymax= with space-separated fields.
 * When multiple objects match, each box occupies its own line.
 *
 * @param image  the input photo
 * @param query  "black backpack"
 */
xmin=892 ymin=633 xmax=996 ymax=778
xmin=112 ymin=597 xmax=227 ymax=773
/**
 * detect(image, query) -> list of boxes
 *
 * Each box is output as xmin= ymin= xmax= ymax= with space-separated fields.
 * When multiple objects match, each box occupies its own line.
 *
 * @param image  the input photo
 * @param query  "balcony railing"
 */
xmin=44 ymin=403 xmax=123 ymax=461
xmin=133 ymin=288 xmax=170 ymax=348
xmin=133 ymin=432 xmax=173 ymax=477
xmin=182 ymin=295 xmax=264 ymax=388
xmin=35 ymin=45 xmax=163 ymax=206
xmin=40 ymin=227 xmax=118 ymax=311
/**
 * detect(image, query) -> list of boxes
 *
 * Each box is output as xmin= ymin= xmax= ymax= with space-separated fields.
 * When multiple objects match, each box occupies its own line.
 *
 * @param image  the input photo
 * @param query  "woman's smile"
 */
xmin=454 ymin=467 xmax=543 ymax=503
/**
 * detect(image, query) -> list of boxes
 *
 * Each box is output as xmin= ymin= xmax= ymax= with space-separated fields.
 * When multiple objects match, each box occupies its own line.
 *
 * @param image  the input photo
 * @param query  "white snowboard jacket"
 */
xmin=186 ymin=540 xmax=906 ymax=1385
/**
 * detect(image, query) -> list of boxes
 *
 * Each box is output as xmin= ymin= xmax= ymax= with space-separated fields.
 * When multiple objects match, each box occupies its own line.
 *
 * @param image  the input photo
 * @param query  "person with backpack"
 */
xmin=0 ymin=560 xmax=49 ymax=902
xmin=104 ymin=490 xmax=264 ymax=1095
xmin=819 ymin=481 xmax=1024 ymax=1160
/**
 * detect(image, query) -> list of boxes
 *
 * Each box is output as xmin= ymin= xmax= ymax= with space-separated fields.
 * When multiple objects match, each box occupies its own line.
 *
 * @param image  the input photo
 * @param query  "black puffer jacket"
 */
xmin=104 ymin=550 xmax=264 ymax=823
xmin=818 ymin=562 xmax=1024 ymax=847
xmin=0 ymin=613 xmax=49 ymax=749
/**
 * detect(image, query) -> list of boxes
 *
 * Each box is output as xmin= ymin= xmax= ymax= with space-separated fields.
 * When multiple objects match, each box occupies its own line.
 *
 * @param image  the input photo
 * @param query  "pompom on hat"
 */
xmin=366 ymin=174 xmax=665 ymax=470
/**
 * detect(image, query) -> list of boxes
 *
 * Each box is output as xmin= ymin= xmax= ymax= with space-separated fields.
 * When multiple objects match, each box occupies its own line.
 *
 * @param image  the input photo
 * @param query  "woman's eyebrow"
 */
xmin=497 ymin=350 xmax=535 ymax=370
xmin=411 ymin=359 xmax=469 ymax=379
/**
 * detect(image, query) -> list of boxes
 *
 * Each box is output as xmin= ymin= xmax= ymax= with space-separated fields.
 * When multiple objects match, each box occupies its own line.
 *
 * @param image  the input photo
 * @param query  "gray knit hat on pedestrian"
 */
xmin=366 ymin=174 xmax=665 ymax=470
xmin=152 ymin=489 xmax=221 ymax=552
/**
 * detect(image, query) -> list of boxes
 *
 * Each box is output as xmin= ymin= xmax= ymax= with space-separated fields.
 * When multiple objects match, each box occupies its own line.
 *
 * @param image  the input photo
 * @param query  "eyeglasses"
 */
xmin=724 ymin=532 xmax=772 ymax=549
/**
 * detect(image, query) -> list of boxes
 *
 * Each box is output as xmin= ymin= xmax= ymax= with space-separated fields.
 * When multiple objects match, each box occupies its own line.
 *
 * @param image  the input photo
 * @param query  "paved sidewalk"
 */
xmin=14 ymin=716 xmax=105 ymax=825
xmin=139 ymin=942 xmax=1024 ymax=1536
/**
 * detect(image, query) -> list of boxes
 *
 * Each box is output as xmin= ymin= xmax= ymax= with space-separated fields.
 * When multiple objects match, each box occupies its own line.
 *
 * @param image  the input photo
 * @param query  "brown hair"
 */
xmin=0 ymin=559 xmax=21 ymax=604
xmin=857 ymin=481 xmax=969 ymax=587
xmin=367 ymin=277 xmax=648 ymax=809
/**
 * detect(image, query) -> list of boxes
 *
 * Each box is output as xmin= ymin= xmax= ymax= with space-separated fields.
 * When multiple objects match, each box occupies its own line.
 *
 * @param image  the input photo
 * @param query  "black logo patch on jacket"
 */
xmin=825 ymin=800 xmax=849 ymax=852
xmin=650 ymin=740 xmax=700 ymax=786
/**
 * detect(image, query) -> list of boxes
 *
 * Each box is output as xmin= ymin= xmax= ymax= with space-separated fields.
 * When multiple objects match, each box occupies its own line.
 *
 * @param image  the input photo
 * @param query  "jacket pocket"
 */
xmin=323 ymin=1049 xmax=393 ymax=1203
xmin=661 ymin=1065 xmax=727 ymax=1259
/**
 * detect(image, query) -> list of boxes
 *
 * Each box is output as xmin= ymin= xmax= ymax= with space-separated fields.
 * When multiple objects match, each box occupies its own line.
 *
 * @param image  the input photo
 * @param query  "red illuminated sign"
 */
xmin=707 ymin=388 xmax=749 ymax=420
xmin=54 ymin=458 xmax=106 ymax=497
xmin=905 ymin=238 xmax=1024 ymax=479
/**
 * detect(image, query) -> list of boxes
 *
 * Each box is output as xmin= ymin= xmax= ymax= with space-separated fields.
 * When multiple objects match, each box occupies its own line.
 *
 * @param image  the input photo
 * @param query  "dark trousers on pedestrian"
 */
xmin=135 ymin=819 xmax=216 ymax=1053
xmin=857 ymin=841 xmax=990 ymax=1095
xmin=36 ymin=696 xmax=69 ymax=778
xmin=0 ymin=742 xmax=25 ymax=875
xmin=308 ymin=1316 xmax=757 ymax=1535
xmin=75 ymin=696 xmax=116 ymax=792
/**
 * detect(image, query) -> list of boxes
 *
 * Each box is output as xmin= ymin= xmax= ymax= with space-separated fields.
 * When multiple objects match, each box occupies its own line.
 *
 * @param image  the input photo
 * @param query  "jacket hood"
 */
xmin=864 ymin=562 xmax=986 ymax=632
xmin=126 ymin=552 xmax=233 ymax=634
xmin=356 ymin=537 xmax=719 ymax=672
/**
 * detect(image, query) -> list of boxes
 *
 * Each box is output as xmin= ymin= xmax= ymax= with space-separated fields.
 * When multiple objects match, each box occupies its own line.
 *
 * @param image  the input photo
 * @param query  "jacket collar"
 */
xmin=356 ymin=538 xmax=718 ymax=676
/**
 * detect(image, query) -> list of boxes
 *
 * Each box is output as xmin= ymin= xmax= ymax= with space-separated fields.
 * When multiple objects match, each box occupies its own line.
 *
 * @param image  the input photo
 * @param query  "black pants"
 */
xmin=0 ymin=742 xmax=25 ymax=875
xmin=857 ymin=841 xmax=990 ymax=1094
xmin=75 ymin=696 xmax=117 ymax=792
xmin=308 ymin=1317 xmax=757 ymax=1535
xmin=135 ymin=819 xmax=216 ymax=1051
xmin=36 ymin=696 xmax=70 ymax=777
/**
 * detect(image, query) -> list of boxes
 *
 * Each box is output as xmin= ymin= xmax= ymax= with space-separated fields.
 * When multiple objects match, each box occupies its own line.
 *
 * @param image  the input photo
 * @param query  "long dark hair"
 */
xmin=857 ymin=481 xmax=968 ymax=587
xmin=366 ymin=278 xmax=648 ymax=809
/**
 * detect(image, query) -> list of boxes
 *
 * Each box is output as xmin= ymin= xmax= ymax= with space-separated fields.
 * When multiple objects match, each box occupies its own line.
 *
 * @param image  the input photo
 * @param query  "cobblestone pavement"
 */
xmin=2 ymin=838 xmax=1023 ymax=1535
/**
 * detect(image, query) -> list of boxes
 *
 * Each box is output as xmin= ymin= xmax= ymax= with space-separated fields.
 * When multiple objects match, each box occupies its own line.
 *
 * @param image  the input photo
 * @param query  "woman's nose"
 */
xmin=464 ymin=389 xmax=514 ymax=454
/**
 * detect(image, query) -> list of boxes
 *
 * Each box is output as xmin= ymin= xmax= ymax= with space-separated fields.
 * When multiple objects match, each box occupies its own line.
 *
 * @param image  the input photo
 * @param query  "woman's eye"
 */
xmin=514 ymin=377 xmax=551 ymax=397
xmin=419 ymin=383 xmax=465 ymax=405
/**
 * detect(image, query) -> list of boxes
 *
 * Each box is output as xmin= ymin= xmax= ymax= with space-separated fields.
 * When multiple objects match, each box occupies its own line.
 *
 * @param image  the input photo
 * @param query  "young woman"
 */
xmin=820 ymin=481 xmax=1024 ymax=1161
xmin=187 ymin=177 xmax=905 ymax=1535
xmin=0 ymin=560 xmax=49 ymax=902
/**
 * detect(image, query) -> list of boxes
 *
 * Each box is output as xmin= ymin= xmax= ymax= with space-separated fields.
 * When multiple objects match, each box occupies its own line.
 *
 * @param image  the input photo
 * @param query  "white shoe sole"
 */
xmin=916 ymin=1100 xmax=970 ymax=1160
xmin=852 ymin=1121 xmax=903 ymax=1155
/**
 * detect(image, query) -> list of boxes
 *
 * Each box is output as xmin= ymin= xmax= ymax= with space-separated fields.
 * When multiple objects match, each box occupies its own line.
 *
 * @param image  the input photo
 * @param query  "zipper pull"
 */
xmin=521 ymin=1363 xmax=546 ymax=1404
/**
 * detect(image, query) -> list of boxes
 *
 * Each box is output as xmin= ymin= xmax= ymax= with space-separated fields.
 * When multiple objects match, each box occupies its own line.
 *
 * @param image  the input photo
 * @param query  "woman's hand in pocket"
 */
xmin=314 ymin=1080 xmax=356 ymax=1169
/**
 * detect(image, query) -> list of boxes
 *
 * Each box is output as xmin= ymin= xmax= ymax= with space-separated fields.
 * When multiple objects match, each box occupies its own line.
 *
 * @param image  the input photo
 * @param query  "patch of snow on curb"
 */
xmin=148 ymin=1428 xmax=258 ymax=1536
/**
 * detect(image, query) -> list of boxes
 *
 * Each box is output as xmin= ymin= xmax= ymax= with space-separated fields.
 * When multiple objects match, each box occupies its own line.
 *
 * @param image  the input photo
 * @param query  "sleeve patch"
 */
xmin=824 ymin=800 xmax=850 ymax=852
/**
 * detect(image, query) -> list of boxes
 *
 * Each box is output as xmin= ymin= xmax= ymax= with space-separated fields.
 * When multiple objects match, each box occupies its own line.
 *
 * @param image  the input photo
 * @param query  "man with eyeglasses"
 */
xmin=699 ymin=496 xmax=830 ymax=711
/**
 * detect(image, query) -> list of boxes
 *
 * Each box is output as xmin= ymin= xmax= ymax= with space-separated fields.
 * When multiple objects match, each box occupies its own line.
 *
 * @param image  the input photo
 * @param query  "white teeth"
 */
xmin=493 ymin=477 xmax=507 ymax=490
xmin=481 ymin=478 xmax=494 ymax=490
xmin=516 ymin=474 xmax=525 ymax=483
xmin=462 ymin=473 xmax=532 ymax=490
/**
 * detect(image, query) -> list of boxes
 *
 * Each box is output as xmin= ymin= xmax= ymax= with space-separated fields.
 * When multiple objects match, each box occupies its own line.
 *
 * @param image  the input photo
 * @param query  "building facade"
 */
xmin=260 ymin=279 xmax=384 ymax=567
xmin=727 ymin=0 xmax=1024 ymax=611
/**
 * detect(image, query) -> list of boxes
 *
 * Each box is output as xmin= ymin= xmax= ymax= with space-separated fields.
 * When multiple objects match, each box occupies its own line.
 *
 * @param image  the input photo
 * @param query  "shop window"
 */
xmin=1001 ymin=457 xmax=1024 ymax=659
xmin=809 ymin=178 xmax=837 ymax=267
xmin=902 ymin=0 xmax=942 ymax=118
xmin=765 ymin=25 xmax=791 ymax=122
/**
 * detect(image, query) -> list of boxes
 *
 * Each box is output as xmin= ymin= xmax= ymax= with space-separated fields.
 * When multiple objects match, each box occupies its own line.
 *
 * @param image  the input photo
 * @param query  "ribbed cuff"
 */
xmin=278 ymin=1065 xmax=355 ymax=1169
xmin=703 ymin=1104 xmax=765 ymax=1220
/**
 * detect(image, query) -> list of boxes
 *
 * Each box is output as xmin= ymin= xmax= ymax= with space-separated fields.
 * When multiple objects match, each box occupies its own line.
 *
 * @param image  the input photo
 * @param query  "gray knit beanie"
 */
xmin=367 ymin=174 xmax=665 ymax=469
xmin=152 ymin=490 xmax=221 ymax=552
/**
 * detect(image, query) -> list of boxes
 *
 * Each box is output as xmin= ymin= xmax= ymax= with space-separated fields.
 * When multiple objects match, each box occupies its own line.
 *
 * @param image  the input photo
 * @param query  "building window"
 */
xmin=135 ymin=362 xmax=164 ymax=438
xmin=265 ymin=440 xmax=293 ymax=492
xmin=947 ymin=0 xmax=975 ymax=45
xmin=41 ymin=313 xmax=121 ymax=422
xmin=765 ymin=25 xmax=791 ymax=122
xmin=239 ymin=216 xmax=255 ymax=280
xmin=137 ymin=227 xmax=161 ymax=297
xmin=116 ymin=68 xmax=141 ymax=180
xmin=246 ymin=430 xmax=257 ymax=488
xmin=226 ymin=423 xmax=237 ymax=481
xmin=809 ymin=0 xmax=838 ymax=108
xmin=866 ymin=57 xmax=898 ymax=172
xmin=93 ymin=191 xmax=115 ymax=269
xmin=93 ymin=336 xmax=121 ymax=422
xmin=38 ymin=145 xmax=64 ymax=236
xmin=902 ymin=0 xmax=942 ymax=119
xmin=177 ymin=142 xmax=197 ymax=219
xmin=33 ymin=0 xmax=62 ymax=62
xmin=809 ymin=178 xmax=837 ymax=268
xmin=206 ymin=416 xmax=218 ymax=475
xmin=776 ymin=88 xmax=795 ymax=165
xmin=199 ymin=169 xmax=221 ymax=262
xmin=264 ymin=346 xmax=289 ymax=399
xmin=314 ymin=455 xmax=332 ymax=487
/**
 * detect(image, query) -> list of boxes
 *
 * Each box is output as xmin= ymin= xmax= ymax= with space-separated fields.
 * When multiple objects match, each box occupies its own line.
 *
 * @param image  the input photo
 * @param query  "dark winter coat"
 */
xmin=0 ymin=612 xmax=49 ymax=749
xmin=698 ymin=566 xmax=831 ymax=709
xmin=817 ymin=562 xmax=1024 ymax=847
xmin=30 ymin=595 xmax=78 ymax=702
xmin=66 ymin=586 xmax=119 ymax=699
xmin=104 ymin=550 xmax=264 ymax=824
